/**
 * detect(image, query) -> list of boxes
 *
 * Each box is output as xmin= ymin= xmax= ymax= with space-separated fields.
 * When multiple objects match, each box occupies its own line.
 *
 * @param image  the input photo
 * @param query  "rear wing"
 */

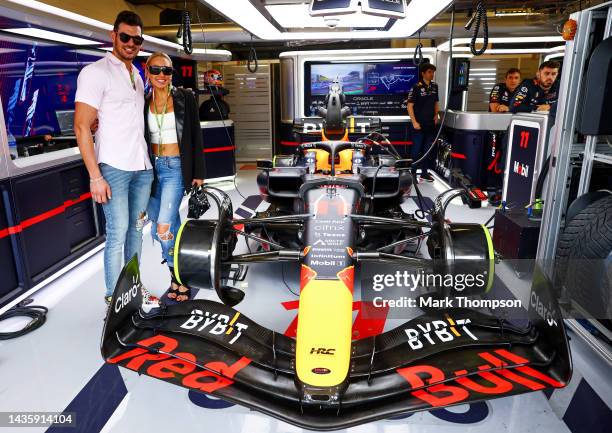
xmin=293 ymin=117 xmax=382 ymax=136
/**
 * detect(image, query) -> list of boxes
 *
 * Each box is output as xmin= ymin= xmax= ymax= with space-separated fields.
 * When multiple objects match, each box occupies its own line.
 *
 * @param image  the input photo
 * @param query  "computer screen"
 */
xmin=55 ymin=110 xmax=75 ymax=136
xmin=305 ymin=60 xmax=419 ymax=116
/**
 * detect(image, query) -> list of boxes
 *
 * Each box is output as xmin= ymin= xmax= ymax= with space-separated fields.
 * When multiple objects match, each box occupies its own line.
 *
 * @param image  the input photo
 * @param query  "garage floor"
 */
xmin=0 ymin=166 xmax=577 ymax=433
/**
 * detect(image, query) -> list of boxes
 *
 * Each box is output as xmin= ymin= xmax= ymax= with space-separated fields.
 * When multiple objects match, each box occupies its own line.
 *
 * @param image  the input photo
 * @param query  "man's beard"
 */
xmin=114 ymin=46 xmax=136 ymax=62
xmin=541 ymin=81 xmax=553 ymax=90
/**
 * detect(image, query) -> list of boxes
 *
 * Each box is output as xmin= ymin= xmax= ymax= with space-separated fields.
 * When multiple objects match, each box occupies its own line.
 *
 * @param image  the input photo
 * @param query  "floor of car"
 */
xmin=0 ymin=165 xmax=574 ymax=433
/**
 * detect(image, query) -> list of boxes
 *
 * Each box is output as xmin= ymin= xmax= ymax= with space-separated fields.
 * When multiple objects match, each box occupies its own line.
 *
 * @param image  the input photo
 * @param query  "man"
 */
xmin=489 ymin=68 xmax=521 ymax=112
xmin=510 ymin=61 xmax=560 ymax=114
xmin=407 ymin=63 xmax=440 ymax=182
xmin=74 ymin=11 xmax=153 ymax=305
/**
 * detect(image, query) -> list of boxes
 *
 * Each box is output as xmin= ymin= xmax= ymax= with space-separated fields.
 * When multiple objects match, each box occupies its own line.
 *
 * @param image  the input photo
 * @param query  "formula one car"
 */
xmin=101 ymin=81 xmax=570 ymax=430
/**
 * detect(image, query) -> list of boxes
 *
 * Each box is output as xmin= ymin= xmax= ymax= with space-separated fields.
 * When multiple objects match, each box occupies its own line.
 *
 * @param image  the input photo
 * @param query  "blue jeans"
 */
xmin=410 ymin=126 xmax=437 ymax=173
xmin=147 ymin=156 xmax=185 ymax=265
xmin=100 ymin=163 xmax=154 ymax=296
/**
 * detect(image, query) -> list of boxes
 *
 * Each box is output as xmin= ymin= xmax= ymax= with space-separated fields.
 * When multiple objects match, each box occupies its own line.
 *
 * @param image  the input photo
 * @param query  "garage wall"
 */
xmin=222 ymin=64 xmax=273 ymax=161
xmin=39 ymin=0 xmax=161 ymax=26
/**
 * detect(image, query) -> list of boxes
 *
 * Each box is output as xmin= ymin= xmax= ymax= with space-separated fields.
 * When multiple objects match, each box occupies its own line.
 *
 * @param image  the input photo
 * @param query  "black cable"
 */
xmin=441 ymin=190 xmax=467 ymax=220
xmin=484 ymin=212 xmax=495 ymax=227
xmin=362 ymin=132 xmax=401 ymax=160
xmin=371 ymin=163 xmax=386 ymax=213
xmin=466 ymin=1 xmax=488 ymax=56
xmin=0 ymin=304 xmax=48 ymax=340
xmin=534 ymin=155 xmax=551 ymax=200
xmin=194 ymin=4 xmax=247 ymax=200
xmin=413 ymin=31 xmax=424 ymax=66
xmin=177 ymin=4 xmax=193 ymax=55
xmin=247 ymin=34 xmax=258 ymax=73
xmin=412 ymin=177 xmax=434 ymax=220
xmin=411 ymin=5 xmax=455 ymax=169
xmin=281 ymin=262 xmax=300 ymax=297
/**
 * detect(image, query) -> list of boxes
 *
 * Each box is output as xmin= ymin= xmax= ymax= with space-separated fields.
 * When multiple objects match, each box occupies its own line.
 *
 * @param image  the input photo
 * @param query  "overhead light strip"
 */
xmin=451 ymin=47 xmax=566 ymax=54
xmin=2 ymin=0 xmax=231 ymax=60
xmin=437 ymin=36 xmax=565 ymax=51
xmin=2 ymin=27 xmax=102 ymax=45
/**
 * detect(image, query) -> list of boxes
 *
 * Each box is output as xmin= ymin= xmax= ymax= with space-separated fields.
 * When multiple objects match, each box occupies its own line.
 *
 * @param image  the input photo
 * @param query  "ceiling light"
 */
xmin=452 ymin=47 xmax=565 ymax=54
xmin=1 ymin=0 xmax=231 ymax=61
xmin=0 ymin=48 xmax=23 ymax=54
xmin=308 ymin=0 xmax=359 ymax=16
xmin=495 ymin=10 xmax=543 ymax=17
xmin=202 ymin=0 xmax=453 ymax=40
xmin=544 ymin=53 xmax=565 ymax=62
xmin=3 ymin=27 xmax=103 ymax=45
xmin=68 ymin=48 xmax=106 ymax=57
xmin=266 ymin=4 xmax=388 ymax=29
xmin=438 ymin=36 xmax=564 ymax=51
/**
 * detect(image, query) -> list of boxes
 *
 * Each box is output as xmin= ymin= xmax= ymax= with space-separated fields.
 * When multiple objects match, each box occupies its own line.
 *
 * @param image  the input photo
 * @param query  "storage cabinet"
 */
xmin=0 ymin=161 xmax=103 ymax=305
xmin=0 ymin=180 xmax=20 ymax=299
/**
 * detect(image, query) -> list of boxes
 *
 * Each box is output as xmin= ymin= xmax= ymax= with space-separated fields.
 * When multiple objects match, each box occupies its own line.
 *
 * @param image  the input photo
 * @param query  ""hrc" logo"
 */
xmin=310 ymin=347 xmax=335 ymax=355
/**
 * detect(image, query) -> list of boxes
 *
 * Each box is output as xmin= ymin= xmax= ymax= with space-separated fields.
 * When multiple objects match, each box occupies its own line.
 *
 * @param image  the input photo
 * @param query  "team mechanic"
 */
xmin=489 ymin=68 xmax=521 ymax=112
xmin=510 ymin=61 xmax=561 ymax=116
xmin=407 ymin=63 xmax=440 ymax=182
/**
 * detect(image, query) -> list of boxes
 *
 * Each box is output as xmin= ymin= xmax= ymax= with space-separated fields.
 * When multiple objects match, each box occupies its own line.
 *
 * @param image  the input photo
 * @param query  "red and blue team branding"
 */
xmin=108 ymin=333 xmax=563 ymax=408
xmin=398 ymin=348 xmax=564 ymax=407
xmin=108 ymin=334 xmax=251 ymax=393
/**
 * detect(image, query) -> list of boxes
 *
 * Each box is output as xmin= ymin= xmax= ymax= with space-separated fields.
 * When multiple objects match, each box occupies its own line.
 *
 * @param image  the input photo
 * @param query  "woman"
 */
xmin=144 ymin=52 xmax=205 ymax=302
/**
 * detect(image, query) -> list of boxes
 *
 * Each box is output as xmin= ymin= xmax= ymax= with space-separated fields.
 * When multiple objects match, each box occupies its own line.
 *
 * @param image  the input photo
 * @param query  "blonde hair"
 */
xmin=146 ymin=51 xmax=172 ymax=67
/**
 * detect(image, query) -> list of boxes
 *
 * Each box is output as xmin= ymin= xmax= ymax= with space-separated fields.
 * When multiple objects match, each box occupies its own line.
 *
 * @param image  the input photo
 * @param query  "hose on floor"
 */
xmin=0 ymin=301 xmax=48 ymax=340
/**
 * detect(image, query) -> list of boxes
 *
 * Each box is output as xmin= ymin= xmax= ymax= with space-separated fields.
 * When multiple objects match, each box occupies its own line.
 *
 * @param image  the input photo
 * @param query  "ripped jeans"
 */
xmin=147 ymin=156 xmax=185 ymax=267
xmin=100 ymin=163 xmax=154 ymax=296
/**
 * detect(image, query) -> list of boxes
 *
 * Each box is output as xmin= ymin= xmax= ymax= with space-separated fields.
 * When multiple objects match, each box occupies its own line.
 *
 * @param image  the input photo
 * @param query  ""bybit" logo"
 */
xmin=180 ymin=310 xmax=248 ymax=345
xmin=404 ymin=316 xmax=478 ymax=350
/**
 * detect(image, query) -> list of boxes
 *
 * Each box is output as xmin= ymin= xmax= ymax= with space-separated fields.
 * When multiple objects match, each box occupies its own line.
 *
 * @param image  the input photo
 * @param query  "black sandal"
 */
xmin=167 ymin=267 xmax=191 ymax=302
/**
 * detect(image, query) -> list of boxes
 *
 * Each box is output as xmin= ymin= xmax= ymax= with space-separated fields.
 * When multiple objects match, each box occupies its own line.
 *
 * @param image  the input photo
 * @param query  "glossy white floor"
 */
xmin=0 ymin=167 xmax=573 ymax=433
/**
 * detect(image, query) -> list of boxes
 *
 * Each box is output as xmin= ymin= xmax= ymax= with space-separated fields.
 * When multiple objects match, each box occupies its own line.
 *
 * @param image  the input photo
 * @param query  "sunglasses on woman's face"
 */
xmin=148 ymin=65 xmax=174 ymax=76
xmin=118 ymin=32 xmax=144 ymax=46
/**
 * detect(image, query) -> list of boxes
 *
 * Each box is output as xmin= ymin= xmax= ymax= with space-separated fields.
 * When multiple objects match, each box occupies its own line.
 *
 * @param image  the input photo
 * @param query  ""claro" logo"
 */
xmin=530 ymin=292 xmax=558 ymax=327
xmin=114 ymin=275 xmax=140 ymax=313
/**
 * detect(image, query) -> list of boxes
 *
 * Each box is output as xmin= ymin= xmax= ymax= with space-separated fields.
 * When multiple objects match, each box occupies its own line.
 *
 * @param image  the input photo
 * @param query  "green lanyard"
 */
xmin=129 ymin=70 xmax=136 ymax=90
xmin=152 ymin=88 xmax=170 ymax=156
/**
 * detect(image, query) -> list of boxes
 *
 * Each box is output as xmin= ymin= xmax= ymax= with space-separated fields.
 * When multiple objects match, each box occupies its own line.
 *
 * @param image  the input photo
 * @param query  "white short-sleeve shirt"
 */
xmin=75 ymin=52 xmax=152 ymax=171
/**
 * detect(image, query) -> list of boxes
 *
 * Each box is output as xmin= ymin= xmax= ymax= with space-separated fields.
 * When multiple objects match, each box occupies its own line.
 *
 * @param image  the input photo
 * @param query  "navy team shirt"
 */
xmin=407 ymin=80 xmax=439 ymax=131
xmin=489 ymin=83 xmax=516 ymax=111
xmin=510 ymin=78 xmax=560 ymax=115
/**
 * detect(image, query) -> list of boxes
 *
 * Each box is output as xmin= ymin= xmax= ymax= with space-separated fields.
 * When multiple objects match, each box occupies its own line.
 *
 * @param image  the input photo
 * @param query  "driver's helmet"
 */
xmin=203 ymin=69 xmax=223 ymax=87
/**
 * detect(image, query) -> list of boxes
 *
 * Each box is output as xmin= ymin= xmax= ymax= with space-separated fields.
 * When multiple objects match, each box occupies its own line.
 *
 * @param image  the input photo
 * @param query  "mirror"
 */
xmin=257 ymin=159 xmax=274 ymax=170
xmin=394 ymin=159 xmax=412 ymax=170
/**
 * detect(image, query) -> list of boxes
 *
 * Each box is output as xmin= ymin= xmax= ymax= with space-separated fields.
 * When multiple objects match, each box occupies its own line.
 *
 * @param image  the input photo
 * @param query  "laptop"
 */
xmin=55 ymin=110 xmax=75 ymax=136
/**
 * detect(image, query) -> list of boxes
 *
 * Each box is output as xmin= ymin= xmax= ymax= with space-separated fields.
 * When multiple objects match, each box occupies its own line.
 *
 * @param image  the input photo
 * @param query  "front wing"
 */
xmin=101 ymin=257 xmax=571 ymax=431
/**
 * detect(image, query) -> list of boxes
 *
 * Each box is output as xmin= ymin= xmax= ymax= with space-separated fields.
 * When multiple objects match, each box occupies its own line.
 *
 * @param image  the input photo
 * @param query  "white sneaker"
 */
xmin=140 ymin=287 xmax=162 ymax=315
